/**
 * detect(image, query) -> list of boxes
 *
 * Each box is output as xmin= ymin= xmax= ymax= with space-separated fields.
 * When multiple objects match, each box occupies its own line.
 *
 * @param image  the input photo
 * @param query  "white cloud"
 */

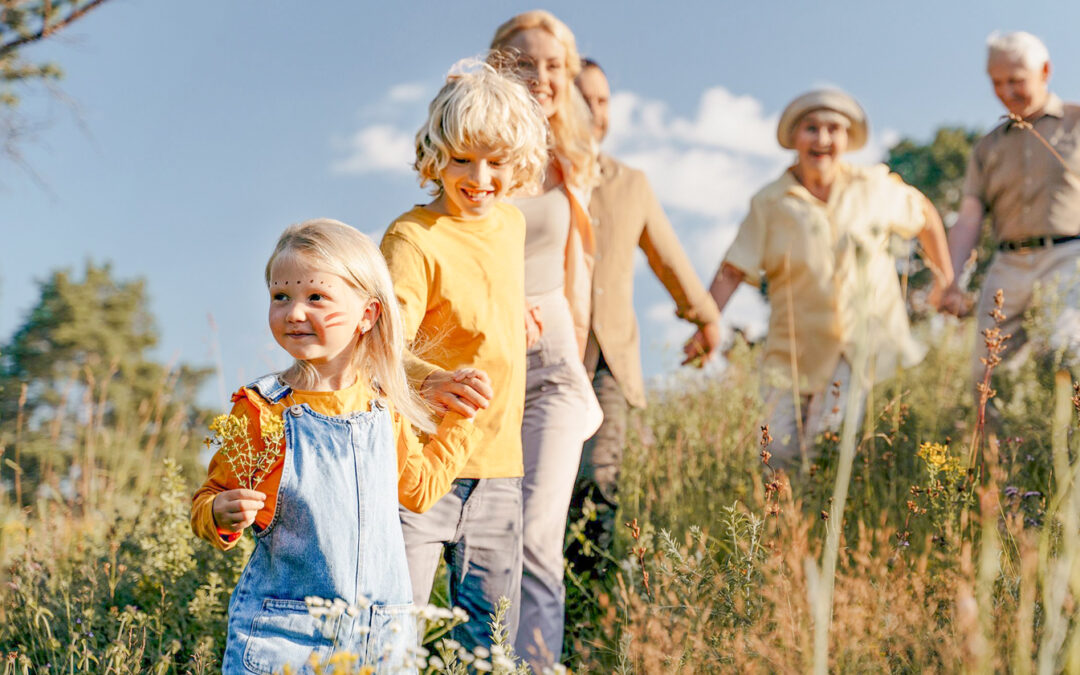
xmin=604 ymin=85 xmax=899 ymax=366
xmin=604 ymin=84 xmax=897 ymax=221
xmin=331 ymin=124 xmax=414 ymax=175
xmin=329 ymin=82 xmax=900 ymax=375
xmin=670 ymin=87 xmax=783 ymax=157
xmin=645 ymin=300 xmax=694 ymax=348
xmin=386 ymin=82 xmax=427 ymax=103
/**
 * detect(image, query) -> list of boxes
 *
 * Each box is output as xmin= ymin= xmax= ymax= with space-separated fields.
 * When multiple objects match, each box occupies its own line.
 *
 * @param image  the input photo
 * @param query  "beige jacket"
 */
xmin=586 ymin=154 xmax=720 ymax=408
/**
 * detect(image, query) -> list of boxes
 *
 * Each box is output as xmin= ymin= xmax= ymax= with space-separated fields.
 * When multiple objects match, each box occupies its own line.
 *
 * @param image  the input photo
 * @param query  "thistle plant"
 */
xmin=205 ymin=411 xmax=285 ymax=490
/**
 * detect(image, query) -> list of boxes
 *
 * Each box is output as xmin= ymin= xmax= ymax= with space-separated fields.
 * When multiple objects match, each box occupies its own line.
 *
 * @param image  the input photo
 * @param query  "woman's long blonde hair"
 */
xmin=265 ymin=219 xmax=435 ymax=432
xmin=491 ymin=10 xmax=598 ymax=189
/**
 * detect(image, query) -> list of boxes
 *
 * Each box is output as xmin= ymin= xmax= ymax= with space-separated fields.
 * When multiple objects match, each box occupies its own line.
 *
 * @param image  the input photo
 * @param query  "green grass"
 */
xmin=1 ymin=316 xmax=1078 ymax=673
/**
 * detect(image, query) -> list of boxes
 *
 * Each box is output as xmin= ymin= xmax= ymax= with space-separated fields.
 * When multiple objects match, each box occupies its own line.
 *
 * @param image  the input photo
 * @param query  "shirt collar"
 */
xmin=1042 ymin=93 xmax=1065 ymax=118
xmin=782 ymin=162 xmax=852 ymax=204
xmin=1007 ymin=93 xmax=1065 ymax=131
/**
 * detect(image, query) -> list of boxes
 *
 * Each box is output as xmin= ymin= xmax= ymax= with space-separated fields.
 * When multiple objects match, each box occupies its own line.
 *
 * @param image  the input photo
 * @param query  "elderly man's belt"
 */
xmin=998 ymin=234 xmax=1080 ymax=251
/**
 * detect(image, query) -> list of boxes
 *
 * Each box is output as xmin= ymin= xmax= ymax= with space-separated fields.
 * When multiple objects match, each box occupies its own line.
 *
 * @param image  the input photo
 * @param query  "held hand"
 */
xmin=212 ymin=489 xmax=266 ymax=533
xmin=421 ymin=368 xmax=493 ymax=418
xmin=681 ymin=322 xmax=722 ymax=367
xmin=927 ymin=278 xmax=948 ymax=312
xmin=525 ymin=304 xmax=544 ymax=349
xmin=938 ymin=281 xmax=972 ymax=318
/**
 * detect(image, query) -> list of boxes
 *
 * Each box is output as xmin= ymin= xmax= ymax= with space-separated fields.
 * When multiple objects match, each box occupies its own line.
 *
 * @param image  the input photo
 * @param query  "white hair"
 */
xmin=986 ymin=31 xmax=1050 ymax=70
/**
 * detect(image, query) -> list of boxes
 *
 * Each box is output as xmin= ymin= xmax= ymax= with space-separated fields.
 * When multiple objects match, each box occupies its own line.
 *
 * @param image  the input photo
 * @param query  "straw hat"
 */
xmin=776 ymin=89 xmax=868 ymax=151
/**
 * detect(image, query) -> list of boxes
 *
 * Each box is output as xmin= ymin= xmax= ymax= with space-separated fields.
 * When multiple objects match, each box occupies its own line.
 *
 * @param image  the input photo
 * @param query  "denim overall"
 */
xmin=222 ymin=375 xmax=418 ymax=675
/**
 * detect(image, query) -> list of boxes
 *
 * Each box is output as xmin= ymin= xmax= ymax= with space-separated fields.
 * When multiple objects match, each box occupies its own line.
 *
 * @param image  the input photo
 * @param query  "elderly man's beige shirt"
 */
xmin=963 ymin=94 xmax=1080 ymax=241
xmin=723 ymin=163 xmax=928 ymax=394
xmin=587 ymin=154 xmax=720 ymax=408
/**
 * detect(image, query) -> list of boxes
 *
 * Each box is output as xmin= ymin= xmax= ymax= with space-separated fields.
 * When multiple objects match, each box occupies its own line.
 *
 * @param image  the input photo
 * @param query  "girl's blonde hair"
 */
xmin=414 ymin=59 xmax=549 ymax=197
xmin=265 ymin=219 xmax=435 ymax=433
xmin=490 ymin=10 xmax=598 ymax=189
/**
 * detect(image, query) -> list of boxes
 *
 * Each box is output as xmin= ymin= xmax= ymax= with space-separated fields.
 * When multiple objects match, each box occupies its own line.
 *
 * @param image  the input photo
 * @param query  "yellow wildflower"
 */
xmin=205 ymin=411 xmax=286 ymax=490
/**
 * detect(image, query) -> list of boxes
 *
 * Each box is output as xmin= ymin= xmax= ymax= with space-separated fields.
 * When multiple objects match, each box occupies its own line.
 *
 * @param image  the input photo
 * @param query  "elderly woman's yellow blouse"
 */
xmin=723 ymin=163 xmax=927 ymax=394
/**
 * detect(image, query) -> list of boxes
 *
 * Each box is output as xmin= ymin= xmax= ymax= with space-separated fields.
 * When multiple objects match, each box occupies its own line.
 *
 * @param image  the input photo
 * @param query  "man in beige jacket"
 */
xmin=568 ymin=60 xmax=722 ymax=575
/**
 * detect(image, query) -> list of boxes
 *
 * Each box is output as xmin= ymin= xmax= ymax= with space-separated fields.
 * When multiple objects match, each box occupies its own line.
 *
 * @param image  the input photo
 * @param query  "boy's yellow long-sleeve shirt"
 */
xmin=190 ymin=377 xmax=481 ymax=551
xmin=380 ymin=204 xmax=526 ymax=479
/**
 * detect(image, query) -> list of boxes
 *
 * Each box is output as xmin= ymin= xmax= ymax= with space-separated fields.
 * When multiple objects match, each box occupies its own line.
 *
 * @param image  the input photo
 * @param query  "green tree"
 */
xmin=886 ymin=126 xmax=995 ymax=307
xmin=888 ymin=127 xmax=979 ymax=217
xmin=0 ymin=261 xmax=211 ymax=507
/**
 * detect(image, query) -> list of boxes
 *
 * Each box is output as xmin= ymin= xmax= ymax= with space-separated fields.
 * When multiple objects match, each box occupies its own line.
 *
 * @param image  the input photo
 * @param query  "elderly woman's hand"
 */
xmin=938 ymin=281 xmax=973 ymax=317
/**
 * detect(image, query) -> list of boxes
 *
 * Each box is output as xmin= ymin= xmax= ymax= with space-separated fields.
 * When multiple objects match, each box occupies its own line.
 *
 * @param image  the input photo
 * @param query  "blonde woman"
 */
xmin=491 ymin=10 xmax=602 ymax=669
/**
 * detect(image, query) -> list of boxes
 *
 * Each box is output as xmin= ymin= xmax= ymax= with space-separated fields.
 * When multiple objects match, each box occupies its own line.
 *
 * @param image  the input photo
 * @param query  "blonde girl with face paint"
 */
xmin=192 ymin=219 xmax=483 ymax=674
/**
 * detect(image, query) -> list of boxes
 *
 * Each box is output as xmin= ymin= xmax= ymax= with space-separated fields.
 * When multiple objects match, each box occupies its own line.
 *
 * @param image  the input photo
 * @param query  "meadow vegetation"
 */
xmin=1 ymin=260 xmax=1079 ymax=673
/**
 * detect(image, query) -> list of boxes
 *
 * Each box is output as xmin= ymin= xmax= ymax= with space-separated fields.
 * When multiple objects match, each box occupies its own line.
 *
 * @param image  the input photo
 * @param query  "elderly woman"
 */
xmin=690 ymin=90 xmax=953 ymax=471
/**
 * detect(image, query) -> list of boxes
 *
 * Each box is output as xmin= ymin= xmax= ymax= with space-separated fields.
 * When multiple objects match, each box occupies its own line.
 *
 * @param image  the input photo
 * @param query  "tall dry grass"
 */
xmin=0 ymin=308 xmax=1076 ymax=673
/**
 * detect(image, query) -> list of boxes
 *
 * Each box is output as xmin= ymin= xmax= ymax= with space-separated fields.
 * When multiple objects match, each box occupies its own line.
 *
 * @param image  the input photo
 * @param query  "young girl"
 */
xmin=191 ymin=219 xmax=482 ymax=674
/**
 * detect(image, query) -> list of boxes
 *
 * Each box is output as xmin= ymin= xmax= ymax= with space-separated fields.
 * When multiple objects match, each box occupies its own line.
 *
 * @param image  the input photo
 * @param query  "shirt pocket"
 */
xmin=364 ymin=603 xmax=417 ymax=670
xmin=242 ymin=598 xmax=333 ymax=675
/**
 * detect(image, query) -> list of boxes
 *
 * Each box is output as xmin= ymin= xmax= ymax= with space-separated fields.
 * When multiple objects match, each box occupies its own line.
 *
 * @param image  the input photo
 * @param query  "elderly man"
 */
xmin=568 ymin=59 xmax=721 ymax=574
xmin=941 ymin=31 xmax=1080 ymax=391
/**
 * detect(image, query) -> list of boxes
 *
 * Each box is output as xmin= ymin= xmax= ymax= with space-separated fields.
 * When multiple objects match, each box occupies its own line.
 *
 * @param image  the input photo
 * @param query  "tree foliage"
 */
xmin=1 ymin=0 xmax=111 ymax=108
xmin=887 ymin=127 xmax=980 ymax=219
xmin=0 ymin=261 xmax=211 ymax=505
xmin=886 ymin=126 xmax=996 ymax=304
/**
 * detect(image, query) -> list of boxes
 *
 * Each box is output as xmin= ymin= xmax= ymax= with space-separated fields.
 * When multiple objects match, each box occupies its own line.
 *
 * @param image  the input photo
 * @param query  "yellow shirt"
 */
xmin=190 ymin=377 xmax=481 ymax=551
xmin=723 ymin=163 xmax=927 ymax=394
xmin=380 ymin=203 xmax=526 ymax=478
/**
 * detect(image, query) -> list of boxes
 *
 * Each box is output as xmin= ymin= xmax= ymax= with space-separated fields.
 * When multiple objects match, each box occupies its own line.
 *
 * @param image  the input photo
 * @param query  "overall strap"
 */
xmin=246 ymin=374 xmax=293 ymax=403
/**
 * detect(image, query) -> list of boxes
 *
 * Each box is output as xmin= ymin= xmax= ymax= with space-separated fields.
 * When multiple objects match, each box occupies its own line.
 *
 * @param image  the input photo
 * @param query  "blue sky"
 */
xmin=4 ymin=1 xmax=1080 ymax=405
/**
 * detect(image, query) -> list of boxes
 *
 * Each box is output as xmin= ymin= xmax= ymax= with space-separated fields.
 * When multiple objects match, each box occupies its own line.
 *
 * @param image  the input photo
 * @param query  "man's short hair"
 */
xmin=580 ymin=57 xmax=604 ymax=75
xmin=987 ymin=30 xmax=1050 ymax=70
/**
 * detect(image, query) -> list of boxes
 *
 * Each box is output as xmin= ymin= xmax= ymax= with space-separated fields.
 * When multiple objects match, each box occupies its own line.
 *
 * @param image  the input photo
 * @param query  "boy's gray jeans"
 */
xmin=399 ymin=477 xmax=523 ymax=650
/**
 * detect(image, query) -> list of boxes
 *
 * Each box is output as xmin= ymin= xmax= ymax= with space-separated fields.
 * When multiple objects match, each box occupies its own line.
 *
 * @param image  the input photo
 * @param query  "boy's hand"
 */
xmin=212 ymin=489 xmax=266 ymax=533
xmin=422 ymin=368 xmax=493 ymax=418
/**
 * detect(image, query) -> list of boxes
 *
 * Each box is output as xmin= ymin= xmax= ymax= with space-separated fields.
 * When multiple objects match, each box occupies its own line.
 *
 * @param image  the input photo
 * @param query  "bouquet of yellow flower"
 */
xmin=205 ymin=410 xmax=286 ymax=490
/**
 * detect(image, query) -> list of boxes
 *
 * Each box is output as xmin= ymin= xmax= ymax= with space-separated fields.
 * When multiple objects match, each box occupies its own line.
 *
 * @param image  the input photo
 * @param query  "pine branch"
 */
xmin=0 ymin=0 xmax=111 ymax=58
